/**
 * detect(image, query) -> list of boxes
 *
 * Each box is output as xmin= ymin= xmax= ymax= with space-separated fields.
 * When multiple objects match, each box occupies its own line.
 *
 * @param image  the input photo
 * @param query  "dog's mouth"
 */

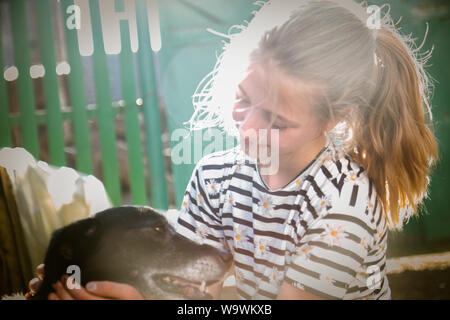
xmin=152 ymin=274 xmax=218 ymax=299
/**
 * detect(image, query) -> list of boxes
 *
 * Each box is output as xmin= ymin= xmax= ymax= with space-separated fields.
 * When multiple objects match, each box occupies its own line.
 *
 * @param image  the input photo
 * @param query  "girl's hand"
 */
xmin=25 ymin=264 xmax=45 ymax=300
xmin=49 ymin=275 xmax=145 ymax=300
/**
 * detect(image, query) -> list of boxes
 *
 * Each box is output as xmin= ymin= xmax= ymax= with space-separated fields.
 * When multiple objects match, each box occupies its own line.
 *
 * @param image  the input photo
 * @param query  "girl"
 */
xmin=30 ymin=0 xmax=437 ymax=300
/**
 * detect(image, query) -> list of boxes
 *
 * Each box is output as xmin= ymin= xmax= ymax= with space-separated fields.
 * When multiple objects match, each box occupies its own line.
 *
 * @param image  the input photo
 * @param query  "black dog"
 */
xmin=31 ymin=206 xmax=232 ymax=299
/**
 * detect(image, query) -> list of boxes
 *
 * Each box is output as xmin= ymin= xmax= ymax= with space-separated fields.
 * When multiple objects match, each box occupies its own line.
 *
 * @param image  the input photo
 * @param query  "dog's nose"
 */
xmin=218 ymin=250 xmax=233 ymax=265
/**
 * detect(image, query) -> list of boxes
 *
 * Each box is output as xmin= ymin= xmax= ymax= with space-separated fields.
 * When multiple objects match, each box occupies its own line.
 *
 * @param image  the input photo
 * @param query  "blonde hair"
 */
xmin=187 ymin=0 xmax=438 ymax=229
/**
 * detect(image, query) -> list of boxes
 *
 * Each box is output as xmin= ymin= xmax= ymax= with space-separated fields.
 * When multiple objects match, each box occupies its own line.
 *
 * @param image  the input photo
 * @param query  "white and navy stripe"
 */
xmin=175 ymin=139 xmax=391 ymax=300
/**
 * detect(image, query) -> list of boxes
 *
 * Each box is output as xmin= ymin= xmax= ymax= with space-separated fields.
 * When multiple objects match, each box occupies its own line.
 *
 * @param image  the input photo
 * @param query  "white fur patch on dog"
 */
xmin=165 ymin=209 xmax=180 ymax=227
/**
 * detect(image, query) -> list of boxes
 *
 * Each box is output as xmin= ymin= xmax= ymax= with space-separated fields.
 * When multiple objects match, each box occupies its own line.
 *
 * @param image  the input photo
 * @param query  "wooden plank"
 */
xmin=135 ymin=0 xmax=168 ymax=209
xmin=118 ymin=16 xmax=147 ymax=205
xmin=89 ymin=0 xmax=121 ymax=205
xmin=7 ymin=102 xmax=127 ymax=126
xmin=60 ymin=0 xmax=93 ymax=175
xmin=0 ymin=15 xmax=12 ymax=148
xmin=35 ymin=0 xmax=66 ymax=167
xmin=9 ymin=0 xmax=39 ymax=158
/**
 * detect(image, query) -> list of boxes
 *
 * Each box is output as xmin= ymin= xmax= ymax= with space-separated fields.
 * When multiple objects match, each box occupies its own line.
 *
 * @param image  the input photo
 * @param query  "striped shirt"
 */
xmin=175 ymin=137 xmax=391 ymax=300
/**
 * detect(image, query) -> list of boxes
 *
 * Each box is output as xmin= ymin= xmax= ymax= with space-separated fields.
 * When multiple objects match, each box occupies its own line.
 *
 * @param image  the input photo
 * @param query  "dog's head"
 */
xmin=32 ymin=206 xmax=231 ymax=299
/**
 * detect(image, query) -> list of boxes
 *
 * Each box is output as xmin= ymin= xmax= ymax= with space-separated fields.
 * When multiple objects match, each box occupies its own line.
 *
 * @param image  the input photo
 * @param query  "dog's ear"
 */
xmin=33 ymin=217 xmax=102 ymax=299
xmin=51 ymin=217 xmax=101 ymax=262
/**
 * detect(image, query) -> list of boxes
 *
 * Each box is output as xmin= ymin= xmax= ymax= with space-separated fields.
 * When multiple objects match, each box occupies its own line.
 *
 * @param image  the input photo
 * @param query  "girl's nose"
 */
xmin=233 ymin=105 xmax=266 ymax=134
xmin=240 ymin=110 xmax=267 ymax=137
xmin=232 ymin=103 xmax=250 ymax=126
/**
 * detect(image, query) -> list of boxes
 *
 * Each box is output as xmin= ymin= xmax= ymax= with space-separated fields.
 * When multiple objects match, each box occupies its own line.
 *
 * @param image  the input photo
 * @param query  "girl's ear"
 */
xmin=324 ymin=106 xmax=351 ymax=132
xmin=324 ymin=119 xmax=340 ymax=132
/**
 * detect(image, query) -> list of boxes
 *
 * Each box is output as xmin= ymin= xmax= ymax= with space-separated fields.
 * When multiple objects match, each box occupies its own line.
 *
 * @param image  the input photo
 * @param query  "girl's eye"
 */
xmin=271 ymin=124 xmax=287 ymax=130
xmin=261 ymin=110 xmax=287 ymax=130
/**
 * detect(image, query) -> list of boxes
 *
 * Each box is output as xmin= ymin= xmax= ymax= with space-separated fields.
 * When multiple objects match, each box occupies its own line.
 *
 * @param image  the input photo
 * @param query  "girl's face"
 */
xmin=232 ymin=63 xmax=327 ymax=160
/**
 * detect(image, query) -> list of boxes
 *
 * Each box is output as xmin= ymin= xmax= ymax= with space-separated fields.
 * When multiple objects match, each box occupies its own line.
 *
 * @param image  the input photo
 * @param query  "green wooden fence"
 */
xmin=0 ymin=0 xmax=169 ymax=208
xmin=0 ymin=0 xmax=253 ymax=209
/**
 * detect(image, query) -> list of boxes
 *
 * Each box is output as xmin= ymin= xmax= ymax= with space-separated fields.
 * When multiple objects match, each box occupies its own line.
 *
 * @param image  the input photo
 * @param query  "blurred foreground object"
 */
xmin=0 ymin=147 xmax=111 ymax=272
xmin=0 ymin=165 xmax=31 ymax=297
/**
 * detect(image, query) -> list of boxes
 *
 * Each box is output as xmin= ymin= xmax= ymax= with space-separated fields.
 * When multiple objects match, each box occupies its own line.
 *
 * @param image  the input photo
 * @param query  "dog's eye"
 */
xmin=154 ymin=226 xmax=164 ymax=232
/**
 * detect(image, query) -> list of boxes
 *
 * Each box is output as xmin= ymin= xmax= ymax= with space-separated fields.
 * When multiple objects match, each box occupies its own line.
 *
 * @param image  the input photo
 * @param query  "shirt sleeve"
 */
xmin=284 ymin=183 xmax=378 ymax=299
xmin=174 ymin=159 xmax=229 ymax=253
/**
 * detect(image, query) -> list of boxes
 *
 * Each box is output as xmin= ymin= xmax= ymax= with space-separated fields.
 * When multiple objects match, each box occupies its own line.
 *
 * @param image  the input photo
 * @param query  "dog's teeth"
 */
xmin=163 ymin=276 xmax=170 ymax=282
xmin=200 ymin=280 xmax=206 ymax=292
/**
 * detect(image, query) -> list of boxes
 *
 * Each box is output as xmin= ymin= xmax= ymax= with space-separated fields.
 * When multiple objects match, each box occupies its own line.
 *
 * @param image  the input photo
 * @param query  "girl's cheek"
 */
xmin=277 ymin=131 xmax=302 ymax=150
xmin=268 ymin=129 xmax=282 ymax=145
